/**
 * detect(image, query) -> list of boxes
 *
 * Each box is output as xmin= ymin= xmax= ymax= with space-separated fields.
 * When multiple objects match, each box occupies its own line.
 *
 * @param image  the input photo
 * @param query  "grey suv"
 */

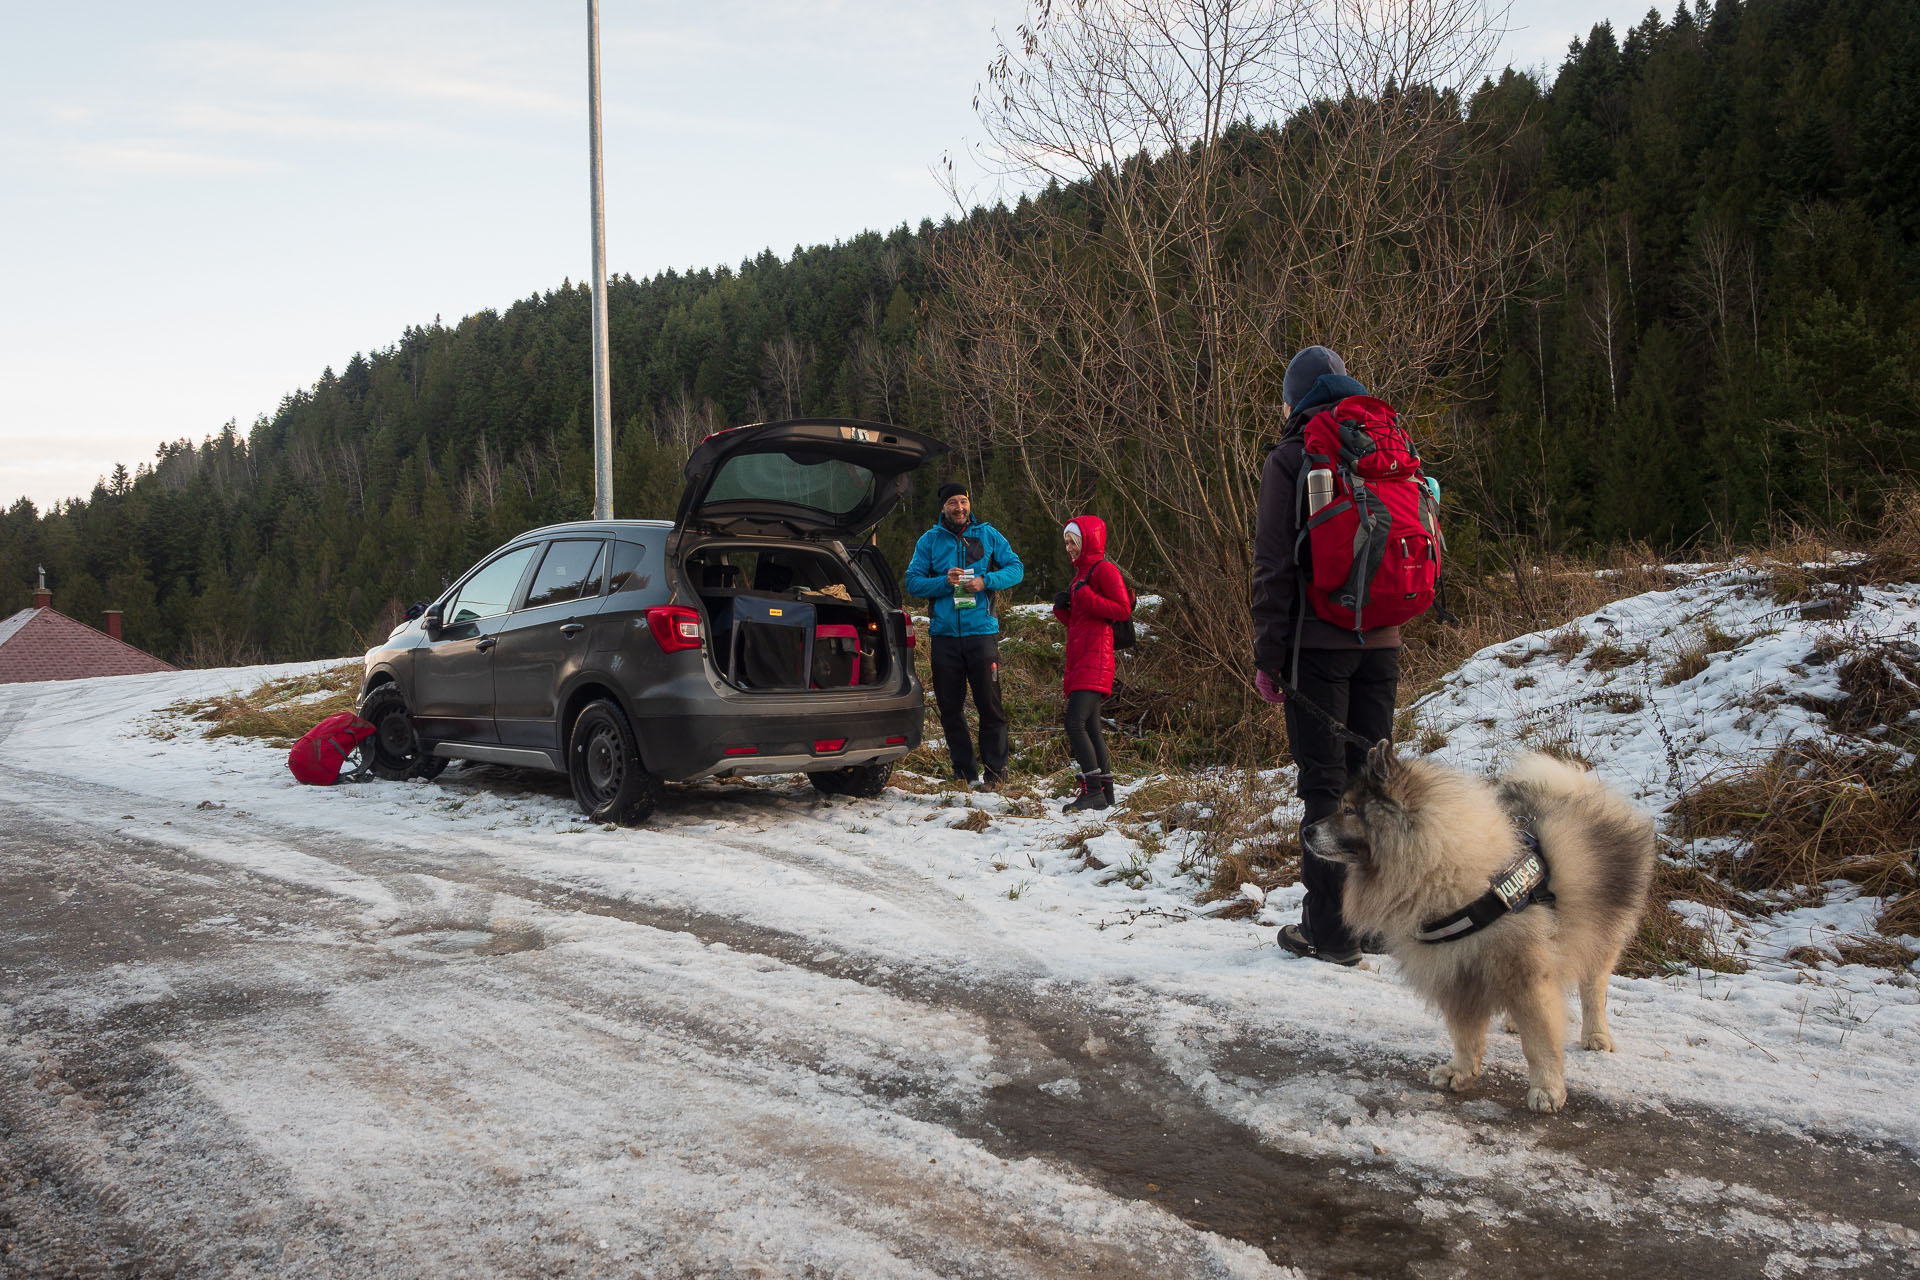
xmin=357 ymin=419 xmax=945 ymax=823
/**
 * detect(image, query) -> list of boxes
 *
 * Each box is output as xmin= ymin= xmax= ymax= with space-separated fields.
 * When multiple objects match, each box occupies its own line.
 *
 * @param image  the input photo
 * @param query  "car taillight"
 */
xmin=646 ymin=605 xmax=703 ymax=653
xmin=900 ymin=612 xmax=916 ymax=649
xmin=723 ymin=745 xmax=757 ymax=756
xmin=813 ymin=739 xmax=846 ymax=753
xmin=884 ymin=736 xmax=907 ymax=746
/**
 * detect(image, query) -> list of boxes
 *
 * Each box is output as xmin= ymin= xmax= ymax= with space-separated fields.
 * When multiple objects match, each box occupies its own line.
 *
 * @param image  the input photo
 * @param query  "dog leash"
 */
xmin=1278 ymin=678 xmax=1378 ymax=753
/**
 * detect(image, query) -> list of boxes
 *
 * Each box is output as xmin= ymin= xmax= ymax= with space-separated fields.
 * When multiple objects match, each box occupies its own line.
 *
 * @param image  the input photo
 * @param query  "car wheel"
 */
xmin=360 ymin=684 xmax=448 ymax=781
xmin=568 ymin=698 xmax=662 ymax=825
xmin=807 ymin=761 xmax=893 ymax=799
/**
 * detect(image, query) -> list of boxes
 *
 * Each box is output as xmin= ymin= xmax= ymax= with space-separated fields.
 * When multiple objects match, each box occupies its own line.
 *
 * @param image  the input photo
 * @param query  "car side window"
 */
xmin=524 ymin=539 xmax=607 ymax=610
xmin=607 ymin=539 xmax=650 ymax=594
xmin=447 ymin=544 xmax=540 ymax=624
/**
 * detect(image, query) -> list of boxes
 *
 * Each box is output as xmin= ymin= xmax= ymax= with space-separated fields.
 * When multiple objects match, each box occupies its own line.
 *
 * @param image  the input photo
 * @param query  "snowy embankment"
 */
xmin=0 ymin=562 xmax=1915 ymax=1270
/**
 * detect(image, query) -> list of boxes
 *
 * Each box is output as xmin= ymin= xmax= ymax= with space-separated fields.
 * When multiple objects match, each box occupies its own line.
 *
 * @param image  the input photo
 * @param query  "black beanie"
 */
xmin=937 ymin=481 xmax=967 ymax=505
xmin=1283 ymin=345 xmax=1346 ymax=408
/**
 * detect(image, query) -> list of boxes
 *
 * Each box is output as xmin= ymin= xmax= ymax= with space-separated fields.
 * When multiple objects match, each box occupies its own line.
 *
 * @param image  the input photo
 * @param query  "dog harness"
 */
xmin=1414 ymin=829 xmax=1555 ymax=944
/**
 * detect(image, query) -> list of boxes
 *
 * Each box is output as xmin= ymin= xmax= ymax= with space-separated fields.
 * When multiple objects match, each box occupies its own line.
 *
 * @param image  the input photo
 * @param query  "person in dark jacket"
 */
xmin=904 ymin=482 xmax=1025 ymax=789
xmin=1251 ymin=345 xmax=1402 ymax=967
xmin=1051 ymin=515 xmax=1132 ymax=812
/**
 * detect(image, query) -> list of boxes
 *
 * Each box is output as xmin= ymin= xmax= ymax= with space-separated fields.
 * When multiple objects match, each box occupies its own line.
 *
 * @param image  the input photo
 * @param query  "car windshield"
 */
xmin=704 ymin=452 xmax=876 ymax=519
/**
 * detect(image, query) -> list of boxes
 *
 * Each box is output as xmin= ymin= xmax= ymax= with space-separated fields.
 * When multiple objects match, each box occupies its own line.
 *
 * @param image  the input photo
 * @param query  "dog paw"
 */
xmin=1582 ymin=1030 xmax=1615 ymax=1052
xmin=1430 ymin=1061 xmax=1479 ymax=1091
xmin=1526 ymin=1082 xmax=1567 ymax=1113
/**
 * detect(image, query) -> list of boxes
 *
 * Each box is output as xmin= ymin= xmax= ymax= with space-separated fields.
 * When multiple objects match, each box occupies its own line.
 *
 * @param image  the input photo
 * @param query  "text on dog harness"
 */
xmin=1415 ymin=830 xmax=1555 ymax=944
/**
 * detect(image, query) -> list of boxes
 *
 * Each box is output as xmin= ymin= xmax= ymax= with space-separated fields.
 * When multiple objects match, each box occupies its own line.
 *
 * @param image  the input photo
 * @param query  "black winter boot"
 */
xmin=1098 ymin=774 xmax=1116 ymax=808
xmin=1063 ymin=774 xmax=1110 ymax=813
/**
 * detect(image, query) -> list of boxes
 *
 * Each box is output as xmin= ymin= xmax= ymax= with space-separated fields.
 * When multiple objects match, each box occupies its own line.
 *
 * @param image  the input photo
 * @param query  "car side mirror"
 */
xmin=423 ymin=602 xmax=444 ymax=635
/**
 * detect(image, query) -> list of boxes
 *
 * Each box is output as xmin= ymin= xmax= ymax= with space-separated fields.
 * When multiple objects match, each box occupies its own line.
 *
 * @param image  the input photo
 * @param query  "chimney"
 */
xmin=32 ymin=565 xmax=50 ymax=610
xmin=104 ymin=610 xmax=123 ymax=641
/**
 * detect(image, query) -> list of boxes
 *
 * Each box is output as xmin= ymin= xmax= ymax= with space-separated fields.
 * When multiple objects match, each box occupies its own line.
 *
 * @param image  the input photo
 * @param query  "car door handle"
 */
xmin=475 ymin=636 xmax=497 ymax=653
xmin=560 ymin=623 xmax=585 ymax=637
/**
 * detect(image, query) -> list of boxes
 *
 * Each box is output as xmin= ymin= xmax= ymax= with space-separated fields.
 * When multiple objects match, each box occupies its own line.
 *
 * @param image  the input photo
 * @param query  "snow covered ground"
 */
xmin=2 ymin=565 xmax=1916 ymax=1277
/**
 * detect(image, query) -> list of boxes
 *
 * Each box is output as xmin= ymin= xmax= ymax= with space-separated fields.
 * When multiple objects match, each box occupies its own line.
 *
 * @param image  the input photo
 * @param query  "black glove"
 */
xmin=1053 ymin=591 xmax=1070 ymax=612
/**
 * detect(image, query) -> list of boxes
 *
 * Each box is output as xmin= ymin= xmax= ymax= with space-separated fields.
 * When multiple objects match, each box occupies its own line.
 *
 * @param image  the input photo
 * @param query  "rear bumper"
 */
xmin=631 ymin=682 xmax=924 ymax=782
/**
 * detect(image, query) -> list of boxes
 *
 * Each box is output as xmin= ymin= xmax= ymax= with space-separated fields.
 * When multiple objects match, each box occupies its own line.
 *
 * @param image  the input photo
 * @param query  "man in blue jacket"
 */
xmin=905 ymin=481 xmax=1025 ymax=789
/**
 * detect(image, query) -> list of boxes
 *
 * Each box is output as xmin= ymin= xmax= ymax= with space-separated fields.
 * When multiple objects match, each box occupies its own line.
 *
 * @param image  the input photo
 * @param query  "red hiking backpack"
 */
xmin=288 ymin=712 xmax=378 ymax=786
xmin=1297 ymin=395 xmax=1445 ymax=635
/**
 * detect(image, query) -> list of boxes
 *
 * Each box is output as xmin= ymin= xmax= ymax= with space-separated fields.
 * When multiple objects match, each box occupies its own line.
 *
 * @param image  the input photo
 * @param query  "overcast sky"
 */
xmin=1 ymin=1 xmax=1656 ymax=512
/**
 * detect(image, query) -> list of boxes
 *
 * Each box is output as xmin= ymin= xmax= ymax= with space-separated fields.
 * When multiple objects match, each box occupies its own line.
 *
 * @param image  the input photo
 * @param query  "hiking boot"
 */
xmin=1276 ymin=922 xmax=1361 ymax=967
xmin=1063 ymin=774 xmax=1110 ymax=813
xmin=1097 ymin=773 xmax=1116 ymax=808
xmin=976 ymin=773 xmax=1006 ymax=794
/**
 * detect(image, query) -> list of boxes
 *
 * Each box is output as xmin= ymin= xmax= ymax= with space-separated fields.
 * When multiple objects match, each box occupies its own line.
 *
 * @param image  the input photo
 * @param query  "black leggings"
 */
xmin=1064 ymin=690 xmax=1111 ymax=776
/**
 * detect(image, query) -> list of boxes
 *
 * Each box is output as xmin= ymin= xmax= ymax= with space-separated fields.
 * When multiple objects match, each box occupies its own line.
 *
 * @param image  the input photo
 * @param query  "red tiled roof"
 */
xmin=0 ymin=607 xmax=179 ymax=684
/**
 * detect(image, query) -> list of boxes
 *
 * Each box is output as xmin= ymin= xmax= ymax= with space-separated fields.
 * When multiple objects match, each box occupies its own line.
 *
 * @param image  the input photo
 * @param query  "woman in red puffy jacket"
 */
xmin=1050 ymin=515 xmax=1133 ymax=812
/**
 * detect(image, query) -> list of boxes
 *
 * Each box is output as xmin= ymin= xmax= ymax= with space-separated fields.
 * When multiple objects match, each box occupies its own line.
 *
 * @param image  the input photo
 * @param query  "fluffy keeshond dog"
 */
xmin=1304 ymin=743 xmax=1655 ymax=1112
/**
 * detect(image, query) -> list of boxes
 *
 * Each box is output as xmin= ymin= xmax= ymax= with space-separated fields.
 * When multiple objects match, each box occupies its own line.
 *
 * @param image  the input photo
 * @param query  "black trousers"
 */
xmin=930 ymin=633 xmax=1008 ymax=781
xmin=1064 ymin=690 xmax=1110 ymax=776
xmin=1283 ymin=647 xmax=1400 ymax=953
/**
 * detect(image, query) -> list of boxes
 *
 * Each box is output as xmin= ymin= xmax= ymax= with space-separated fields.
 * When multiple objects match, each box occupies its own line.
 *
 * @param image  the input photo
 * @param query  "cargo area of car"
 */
xmin=683 ymin=544 xmax=895 ymax=692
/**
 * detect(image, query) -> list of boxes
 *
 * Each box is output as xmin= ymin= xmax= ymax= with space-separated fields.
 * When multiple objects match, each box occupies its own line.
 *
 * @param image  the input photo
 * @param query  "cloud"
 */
xmin=71 ymin=141 xmax=276 ymax=175
xmin=164 ymin=37 xmax=575 ymax=115
xmin=165 ymin=102 xmax=417 ymax=142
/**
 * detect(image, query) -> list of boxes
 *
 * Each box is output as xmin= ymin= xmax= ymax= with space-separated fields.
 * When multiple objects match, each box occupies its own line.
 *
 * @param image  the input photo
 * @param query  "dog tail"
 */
xmin=1505 ymin=752 xmax=1606 ymax=798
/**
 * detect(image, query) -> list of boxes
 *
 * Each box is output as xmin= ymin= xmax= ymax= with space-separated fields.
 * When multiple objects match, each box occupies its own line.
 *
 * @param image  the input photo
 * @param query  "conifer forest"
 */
xmin=3 ymin=0 xmax=1915 ymax=670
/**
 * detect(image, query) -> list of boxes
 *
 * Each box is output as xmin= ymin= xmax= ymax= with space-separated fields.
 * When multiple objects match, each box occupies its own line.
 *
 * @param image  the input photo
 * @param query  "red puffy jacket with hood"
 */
xmin=1051 ymin=515 xmax=1133 ymax=696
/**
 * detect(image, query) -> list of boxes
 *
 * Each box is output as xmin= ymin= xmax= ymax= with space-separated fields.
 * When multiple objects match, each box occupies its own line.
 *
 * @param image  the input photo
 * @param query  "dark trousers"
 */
xmin=930 ymin=633 xmax=1008 ymax=781
xmin=1064 ymin=690 xmax=1110 ymax=776
xmin=1283 ymin=647 xmax=1400 ymax=952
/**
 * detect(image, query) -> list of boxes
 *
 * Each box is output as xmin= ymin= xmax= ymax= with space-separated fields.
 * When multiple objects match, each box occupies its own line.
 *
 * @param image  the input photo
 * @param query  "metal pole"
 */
xmin=587 ymin=0 xmax=614 ymax=520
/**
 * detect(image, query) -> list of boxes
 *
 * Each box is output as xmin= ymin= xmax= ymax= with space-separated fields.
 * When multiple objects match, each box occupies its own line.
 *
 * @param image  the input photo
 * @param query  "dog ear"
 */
xmin=1364 ymin=739 xmax=1398 ymax=790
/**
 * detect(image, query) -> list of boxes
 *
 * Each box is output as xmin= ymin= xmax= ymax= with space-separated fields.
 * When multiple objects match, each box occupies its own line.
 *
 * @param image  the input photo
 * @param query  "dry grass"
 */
xmin=1585 ymin=642 xmax=1645 ymax=671
xmin=1876 ymin=890 xmax=1920 ymax=938
xmin=168 ymin=663 xmax=360 ymax=747
xmin=1619 ymin=862 xmax=1753 ymax=978
xmin=1113 ymin=770 xmax=1298 ymax=917
xmin=1661 ymin=645 xmax=1712 ymax=687
xmin=1594 ymin=691 xmax=1644 ymax=714
xmin=951 ymin=809 xmax=992 ymax=833
xmin=1824 ymin=637 xmax=1920 ymax=733
xmin=1682 ymin=739 xmax=1920 ymax=934
xmin=1860 ymin=486 xmax=1920 ymax=583
xmin=1833 ymin=935 xmax=1920 ymax=970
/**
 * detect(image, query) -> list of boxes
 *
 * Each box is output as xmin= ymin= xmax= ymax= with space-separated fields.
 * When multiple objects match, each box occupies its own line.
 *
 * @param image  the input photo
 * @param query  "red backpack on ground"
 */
xmin=288 ymin=712 xmax=378 ymax=786
xmin=1297 ymin=395 xmax=1445 ymax=635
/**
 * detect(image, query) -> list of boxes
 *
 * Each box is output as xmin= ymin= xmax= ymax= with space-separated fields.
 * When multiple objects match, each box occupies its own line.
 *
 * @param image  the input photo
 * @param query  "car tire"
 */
xmin=361 ymin=684 xmax=448 ymax=781
xmin=807 ymin=761 xmax=893 ymax=799
xmin=568 ymin=698 xmax=662 ymax=825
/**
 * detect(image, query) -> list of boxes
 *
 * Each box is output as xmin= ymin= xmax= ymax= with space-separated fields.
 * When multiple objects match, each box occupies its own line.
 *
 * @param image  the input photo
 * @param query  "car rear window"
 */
xmin=524 ymin=539 xmax=606 ymax=609
xmin=608 ymin=538 xmax=650 ymax=594
xmin=704 ymin=452 xmax=876 ymax=518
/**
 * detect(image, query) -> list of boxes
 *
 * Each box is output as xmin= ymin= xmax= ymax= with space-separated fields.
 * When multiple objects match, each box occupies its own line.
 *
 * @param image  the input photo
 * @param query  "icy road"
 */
xmin=1 ymin=658 xmax=1917 ymax=1278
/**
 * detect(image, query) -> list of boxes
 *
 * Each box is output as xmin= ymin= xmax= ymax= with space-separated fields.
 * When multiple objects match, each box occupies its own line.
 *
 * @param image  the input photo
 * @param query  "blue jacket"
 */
xmin=904 ymin=518 xmax=1025 ymax=637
